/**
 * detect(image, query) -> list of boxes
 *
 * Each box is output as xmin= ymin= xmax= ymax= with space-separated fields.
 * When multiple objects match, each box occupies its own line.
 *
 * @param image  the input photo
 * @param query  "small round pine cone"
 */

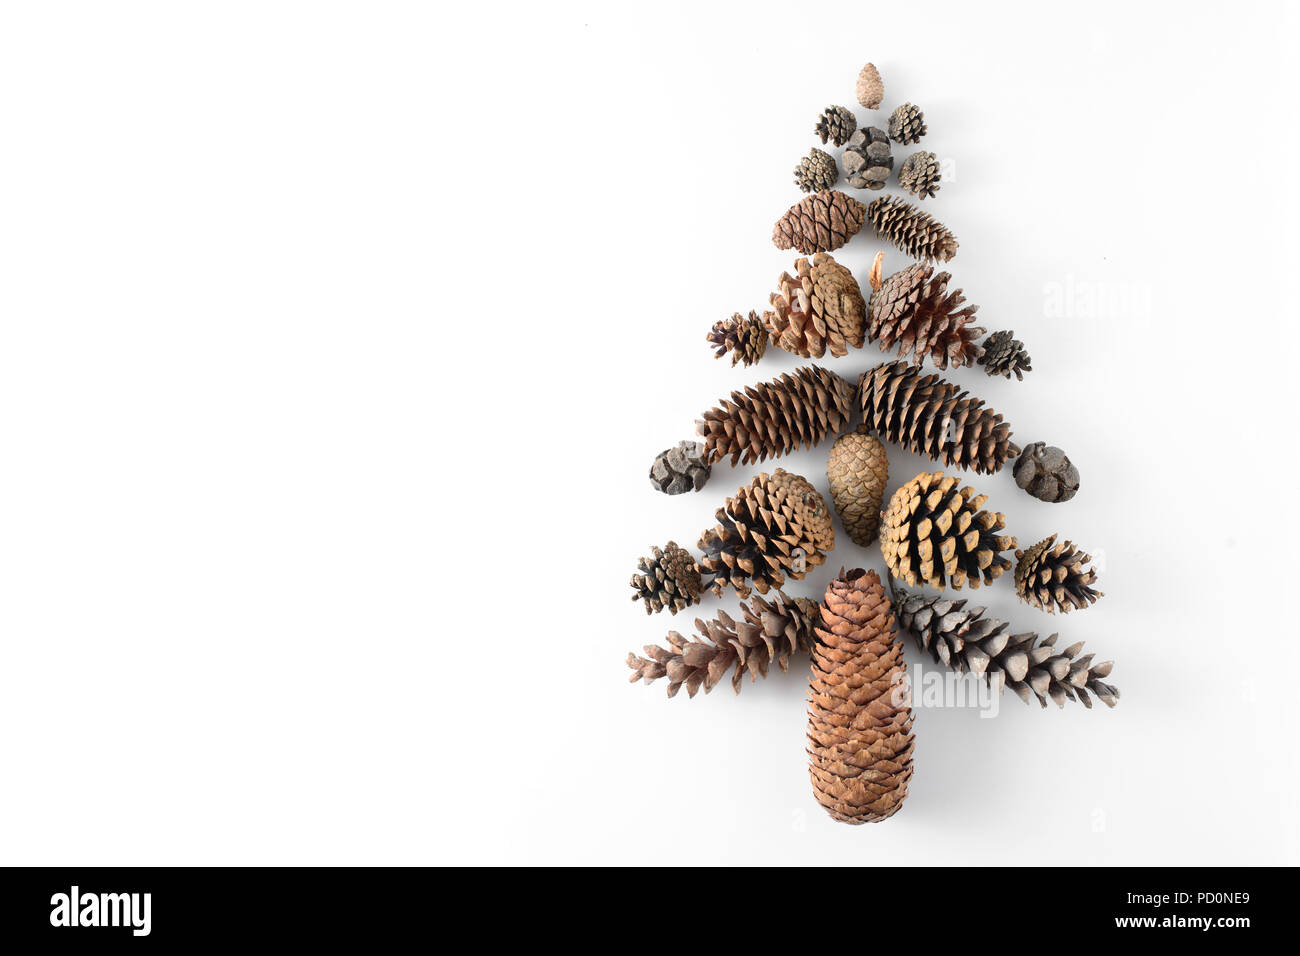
xmin=707 ymin=311 xmax=769 ymax=367
xmin=855 ymin=62 xmax=884 ymax=109
xmin=649 ymin=441 xmax=712 ymax=495
xmin=978 ymin=330 xmax=1032 ymax=381
xmin=814 ymin=105 xmax=857 ymax=147
xmin=898 ymin=150 xmax=941 ymax=199
xmin=1013 ymin=443 xmax=1079 ymax=503
xmin=794 ymin=147 xmax=839 ymax=193
xmin=630 ymin=541 xmax=702 ymax=614
xmin=826 ymin=427 xmax=888 ymax=547
xmin=841 ymin=127 xmax=892 ymax=190
xmin=1014 ymin=534 xmax=1102 ymax=614
xmin=888 ymin=102 xmax=927 ymax=144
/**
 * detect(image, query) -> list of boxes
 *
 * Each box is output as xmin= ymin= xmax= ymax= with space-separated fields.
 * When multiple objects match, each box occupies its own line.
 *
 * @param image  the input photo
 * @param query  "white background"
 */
xmin=0 ymin=1 xmax=1296 ymax=865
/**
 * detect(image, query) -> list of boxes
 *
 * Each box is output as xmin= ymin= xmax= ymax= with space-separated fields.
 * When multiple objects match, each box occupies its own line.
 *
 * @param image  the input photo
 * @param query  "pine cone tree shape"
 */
xmin=1014 ymin=534 xmax=1103 ymax=614
xmin=866 ymin=255 xmax=985 ymax=370
xmin=881 ymin=471 xmax=1017 ymax=591
xmin=794 ymin=147 xmax=839 ymax=193
xmin=765 ymin=254 xmax=866 ymax=359
xmin=630 ymin=541 xmax=703 ymax=614
xmin=867 ymin=196 xmax=958 ymax=262
xmin=1013 ymin=442 xmax=1079 ymax=503
xmin=707 ymin=311 xmax=769 ymax=367
xmin=858 ymin=361 xmax=1020 ymax=474
xmin=697 ymin=469 xmax=835 ymax=598
xmin=696 ymin=365 xmax=855 ymax=467
xmin=890 ymin=583 xmax=1120 ymax=708
xmin=842 ymin=127 xmax=892 ymax=190
xmin=826 ymin=426 xmax=888 ymax=547
xmin=898 ymin=150 xmax=941 ymax=199
xmin=649 ymin=440 xmax=712 ymax=495
xmin=814 ymin=105 xmax=856 ymax=147
xmin=887 ymin=102 xmax=927 ymax=144
xmin=626 ymin=591 xmax=821 ymax=698
xmin=807 ymin=568 xmax=914 ymax=824
xmin=856 ymin=62 xmax=884 ymax=110
xmin=977 ymin=329 xmax=1032 ymax=381
xmin=772 ymin=190 xmax=866 ymax=255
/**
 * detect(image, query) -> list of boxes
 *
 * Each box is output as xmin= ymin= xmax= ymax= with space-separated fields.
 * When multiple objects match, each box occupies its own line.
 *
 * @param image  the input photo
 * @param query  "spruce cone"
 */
xmin=772 ymin=190 xmax=866 ymax=255
xmin=1014 ymin=534 xmax=1103 ymax=614
xmin=841 ymin=127 xmax=892 ymax=190
xmin=707 ymin=311 xmax=769 ymax=367
xmin=697 ymin=469 xmax=834 ymax=598
xmin=858 ymin=361 xmax=1020 ymax=475
xmin=765 ymin=254 xmax=866 ymax=359
xmin=1013 ymin=442 xmax=1079 ymax=503
xmin=890 ymin=583 xmax=1120 ymax=709
xmin=794 ymin=147 xmax=839 ymax=193
xmin=898 ymin=150 xmax=941 ymax=199
xmin=866 ymin=256 xmax=985 ymax=370
xmin=867 ymin=196 xmax=958 ymax=262
xmin=630 ymin=541 xmax=702 ymax=615
xmin=649 ymin=440 xmax=711 ymax=495
xmin=826 ymin=426 xmax=888 ymax=547
xmin=814 ymin=105 xmax=856 ymax=147
xmin=880 ymin=471 xmax=1017 ymax=591
xmin=807 ymin=568 xmax=914 ymax=824
xmin=887 ymin=102 xmax=926 ymax=144
xmin=978 ymin=329 xmax=1032 ymax=381
xmin=856 ymin=62 xmax=884 ymax=110
xmin=627 ymin=591 xmax=821 ymax=698
xmin=696 ymin=365 xmax=855 ymax=467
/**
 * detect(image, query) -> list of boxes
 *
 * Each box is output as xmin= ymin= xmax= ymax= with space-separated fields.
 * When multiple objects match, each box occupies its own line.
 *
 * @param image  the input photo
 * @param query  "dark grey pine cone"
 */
xmin=888 ymin=102 xmax=927 ymax=144
xmin=1013 ymin=443 xmax=1080 ymax=503
xmin=977 ymin=329 xmax=1032 ymax=380
xmin=814 ymin=105 xmax=857 ymax=147
xmin=650 ymin=441 xmax=712 ymax=495
xmin=898 ymin=150 xmax=941 ymax=199
xmin=841 ymin=127 xmax=892 ymax=190
xmin=794 ymin=147 xmax=839 ymax=193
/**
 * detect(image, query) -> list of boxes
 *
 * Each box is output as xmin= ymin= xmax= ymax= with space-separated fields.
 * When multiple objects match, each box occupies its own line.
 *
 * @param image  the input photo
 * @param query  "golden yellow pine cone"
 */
xmin=826 ymin=426 xmax=888 ymax=547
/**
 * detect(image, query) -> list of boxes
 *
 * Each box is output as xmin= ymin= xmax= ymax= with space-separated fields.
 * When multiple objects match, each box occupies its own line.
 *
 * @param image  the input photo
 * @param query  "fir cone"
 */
xmin=866 ymin=255 xmax=985 ymax=369
xmin=887 ymin=102 xmax=926 ymax=144
xmin=649 ymin=440 xmax=711 ymax=495
xmin=826 ymin=426 xmax=888 ymax=547
xmin=707 ymin=311 xmax=769 ymax=367
xmin=814 ymin=105 xmax=857 ymax=147
xmin=898 ymin=150 xmax=941 ymax=199
xmin=858 ymin=361 xmax=1020 ymax=475
xmin=765 ymin=253 xmax=866 ymax=359
xmin=794 ymin=147 xmax=839 ymax=193
xmin=1013 ymin=442 xmax=1079 ymax=503
xmin=696 ymin=365 xmax=855 ymax=467
xmin=867 ymin=195 xmax=958 ymax=262
xmin=626 ymin=591 xmax=821 ymax=698
xmin=890 ymin=583 xmax=1120 ymax=709
xmin=856 ymin=62 xmax=884 ymax=109
xmin=880 ymin=471 xmax=1017 ymax=591
xmin=630 ymin=541 xmax=702 ymax=615
xmin=977 ymin=329 xmax=1032 ymax=381
xmin=772 ymin=190 xmax=866 ymax=255
xmin=841 ymin=127 xmax=892 ymax=190
xmin=697 ymin=469 xmax=835 ymax=598
xmin=806 ymin=568 xmax=914 ymax=824
xmin=1014 ymin=535 xmax=1103 ymax=614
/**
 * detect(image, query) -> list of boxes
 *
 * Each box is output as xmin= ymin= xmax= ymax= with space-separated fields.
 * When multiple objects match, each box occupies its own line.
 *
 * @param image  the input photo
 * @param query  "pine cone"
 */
xmin=649 ymin=440 xmax=712 ymax=495
xmin=807 ymin=568 xmax=914 ymax=824
xmin=887 ymin=102 xmax=926 ymax=144
xmin=890 ymin=583 xmax=1120 ymax=709
xmin=627 ymin=591 xmax=821 ymax=698
xmin=814 ymin=105 xmax=856 ymax=147
xmin=856 ymin=62 xmax=884 ymax=109
xmin=866 ymin=256 xmax=985 ymax=370
xmin=707 ymin=311 xmax=769 ymax=367
xmin=630 ymin=541 xmax=702 ymax=614
xmin=898 ymin=150 xmax=941 ymax=199
xmin=1014 ymin=534 xmax=1103 ymax=614
xmin=858 ymin=361 xmax=1020 ymax=475
xmin=977 ymin=329 xmax=1032 ymax=381
xmin=1013 ymin=442 xmax=1079 ymax=503
xmin=841 ymin=127 xmax=892 ymax=190
xmin=867 ymin=196 xmax=958 ymax=262
xmin=794 ymin=147 xmax=839 ymax=193
xmin=880 ymin=471 xmax=1017 ymax=591
xmin=696 ymin=365 xmax=855 ymax=467
xmin=826 ymin=426 xmax=888 ymax=547
xmin=765 ymin=254 xmax=866 ymax=359
xmin=772 ymin=190 xmax=866 ymax=255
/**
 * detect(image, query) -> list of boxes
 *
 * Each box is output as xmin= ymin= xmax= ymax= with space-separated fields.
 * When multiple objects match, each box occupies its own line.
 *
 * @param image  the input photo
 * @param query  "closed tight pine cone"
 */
xmin=866 ymin=254 xmax=985 ymax=370
xmin=1013 ymin=443 xmax=1079 ymax=502
xmin=765 ymin=254 xmax=866 ymax=359
xmin=772 ymin=190 xmax=866 ymax=255
xmin=649 ymin=440 xmax=712 ymax=495
xmin=841 ymin=127 xmax=892 ymax=190
xmin=1014 ymin=535 xmax=1103 ymax=614
xmin=630 ymin=541 xmax=703 ymax=615
xmin=826 ymin=426 xmax=888 ymax=547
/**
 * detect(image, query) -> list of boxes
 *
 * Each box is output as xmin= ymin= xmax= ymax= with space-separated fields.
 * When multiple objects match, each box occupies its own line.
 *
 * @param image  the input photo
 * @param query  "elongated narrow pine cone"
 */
xmin=696 ymin=365 xmax=855 ymax=467
xmin=773 ymin=190 xmax=866 ymax=255
xmin=630 ymin=541 xmax=702 ymax=615
xmin=978 ymin=329 xmax=1032 ymax=381
xmin=626 ymin=591 xmax=821 ymax=698
xmin=856 ymin=62 xmax=884 ymax=110
xmin=842 ymin=127 xmax=892 ymax=190
xmin=807 ymin=568 xmax=914 ymax=824
xmin=858 ymin=361 xmax=1020 ymax=475
xmin=814 ymin=105 xmax=856 ymax=147
xmin=707 ymin=311 xmax=769 ymax=367
xmin=1013 ymin=442 xmax=1079 ymax=503
xmin=794 ymin=147 xmax=839 ymax=193
xmin=898 ymin=150 xmax=941 ymax=199
xmin=649 ymin=440 xmax=711 ymax=495
xmin=867 ymin=196 xmax=958 ymax=262
xmin=881 ymin=471 xmax=1017 ymax=591
xmin=867 ymin=258 xmax=985 ymax=370
xmin=1014 ymin=534 xmax=1103 ymax=614
xmin=826 ymin=427 xmax=888 ymax=547
xmin=888 ymin=102 xmax=926 ymax=144
xmin=890 ymin=583 xmax=1120 ymax=708
xmin=765 ymin=254 xmax=865 ymax=359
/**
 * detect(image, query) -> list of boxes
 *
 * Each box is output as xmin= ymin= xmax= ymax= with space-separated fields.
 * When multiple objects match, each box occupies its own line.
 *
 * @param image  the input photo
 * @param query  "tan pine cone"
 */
xmin=630 ymin=541 xmax=702 ymax=615
xmin=826 ymin=427 xmax=888 ymax=547
xmin=707 ymin=311 xmax=769 ymax=367
xmin=772 ymin=190 xmax=866 ymax=255
xmin=765 ymin=253 xmax=866 ymax=359
xmin=855 ymin=62 xmax=884 ymax=109
xmin=887 ymin=103 xmax=927 ymax=144
xmin=898 ymin=150 xmax=941 ymax=199
xmin=814 ymin=105 xmax=856 ymax=147
xmin=867 ymin=195 xmax=958 ymax=262
xmin=866 ymin=255 xmax=984 ymax=370
xmin=794 ymin=147 xmax=839 ymax=193
xmin=1014 ymin=535 xmax=1103 ymax=614
xmin=807 ymin=568 xmax=914 ymax=824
